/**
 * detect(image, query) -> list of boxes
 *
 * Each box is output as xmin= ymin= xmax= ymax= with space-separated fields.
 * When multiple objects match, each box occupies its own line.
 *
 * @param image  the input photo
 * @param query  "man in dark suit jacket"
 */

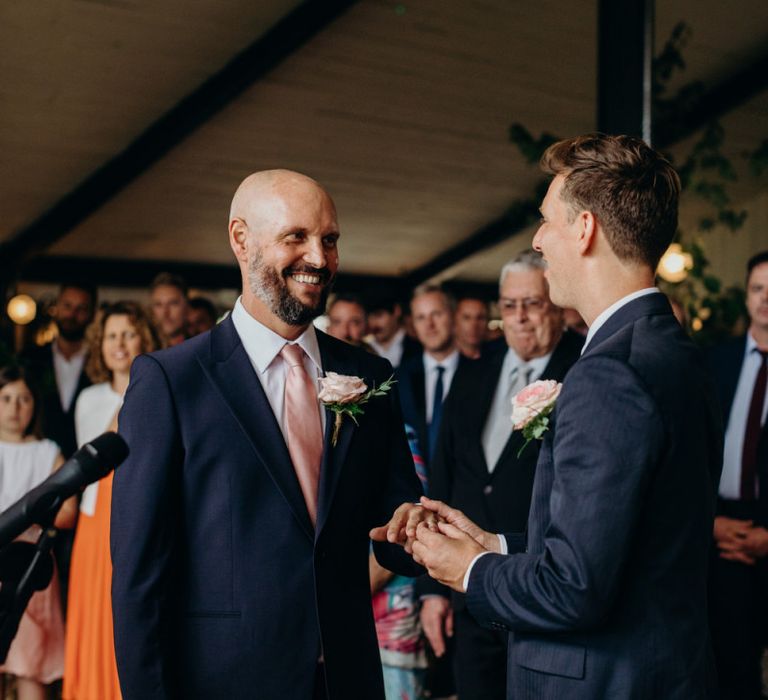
xmin=111 ymin=170 xmax=426 ymax=700
xmin=396 ymin=285 xmax=469 ymax=473
xmin=422 ymin=252 xmax=582 ymax=700
xmin=366 ymin=295 xmax=422 ymax=369
xmin=23 ymin=283 xmax=95 ymax=458
xmin=396 ymin=134 xmax=722 ymax=699
xmin=708 ymin=250 xmax=768 ymax=700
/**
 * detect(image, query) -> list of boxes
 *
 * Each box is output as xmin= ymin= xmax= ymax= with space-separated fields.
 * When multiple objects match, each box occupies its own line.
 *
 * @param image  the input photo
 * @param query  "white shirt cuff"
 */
xmin=461 ymin=534 xmax=507 ymax=592
xmin=498 ymin=534 xmax=508 ymax=555
xmin=462 ymin=552 xmax=490 ymax=592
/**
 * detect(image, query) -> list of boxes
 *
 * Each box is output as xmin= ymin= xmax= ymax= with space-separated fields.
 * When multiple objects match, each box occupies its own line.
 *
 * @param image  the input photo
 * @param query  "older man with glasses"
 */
xmin=415 ymin=250 xmax=583 ymax=700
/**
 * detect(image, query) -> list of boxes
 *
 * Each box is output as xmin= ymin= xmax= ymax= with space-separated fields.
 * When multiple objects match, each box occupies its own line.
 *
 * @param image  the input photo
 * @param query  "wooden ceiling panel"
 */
xmin=0 ymin=0 xmax=303 ymax=240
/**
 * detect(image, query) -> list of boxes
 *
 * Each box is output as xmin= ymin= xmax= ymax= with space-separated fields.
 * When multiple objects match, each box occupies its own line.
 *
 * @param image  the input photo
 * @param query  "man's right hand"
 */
xmin=420 ymin=596 xmax=453 ymax=658
xmin=419 ymin=496 xmax=500 ymax=553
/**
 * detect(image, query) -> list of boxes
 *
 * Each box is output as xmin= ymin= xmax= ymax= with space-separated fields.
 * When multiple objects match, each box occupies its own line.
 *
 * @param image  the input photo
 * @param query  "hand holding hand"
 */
xmin=419 ymin=596 xmax=453 ymax=658
xmin=370 ymin=502 xmax=439 ymax=553
xmin=412 ymin=521 xmax=486 ymax=592
xmin=715 ymin=516 xmax=757 ymax=565
xmin=419 ymin=496 xmax=500 ymax=553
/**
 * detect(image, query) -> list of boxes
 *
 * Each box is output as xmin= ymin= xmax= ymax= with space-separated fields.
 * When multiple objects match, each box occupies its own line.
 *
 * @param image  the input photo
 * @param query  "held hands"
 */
xmin=713 ymin=517 xmax=768 ymax=565
xmin=370 ymin=497 xmax=500 ymax=592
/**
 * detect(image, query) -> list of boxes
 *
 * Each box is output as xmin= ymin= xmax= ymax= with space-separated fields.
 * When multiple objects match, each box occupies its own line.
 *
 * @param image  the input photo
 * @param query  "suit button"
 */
xmin=483 ymin=485 xmax=493 ymax=495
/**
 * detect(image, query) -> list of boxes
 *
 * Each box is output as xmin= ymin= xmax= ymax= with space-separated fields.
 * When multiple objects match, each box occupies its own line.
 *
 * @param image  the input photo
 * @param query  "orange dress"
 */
xmin=62 ymin=468 xmax=121 ymax=700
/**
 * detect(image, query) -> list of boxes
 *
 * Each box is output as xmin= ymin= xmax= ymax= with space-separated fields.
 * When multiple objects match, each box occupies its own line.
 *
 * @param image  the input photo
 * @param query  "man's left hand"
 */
xmin=370 ymin=503 xmax=439 ymax=552
xmin=411 ymin=521 xmax=486 ymax=592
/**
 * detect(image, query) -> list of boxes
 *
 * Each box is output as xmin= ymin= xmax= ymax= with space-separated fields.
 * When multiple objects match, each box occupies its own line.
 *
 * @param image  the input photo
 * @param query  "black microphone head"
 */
xmin=87 ymin=432 xmax=129 ymax=466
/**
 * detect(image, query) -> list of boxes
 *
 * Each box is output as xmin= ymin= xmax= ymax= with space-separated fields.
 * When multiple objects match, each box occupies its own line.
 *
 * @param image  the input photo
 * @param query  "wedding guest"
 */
xmin=186 ymin=296 xmax=218 ymax=337
xmin=63 ymin=302 xmax=159 ymax=700
xmin=22 ymin=282 xmax=96 ymax=612
xmin=418 ymin=251 xmax=582 ymax=700
xmin=111 ymin=170 xmax=427 ymax=700
xmin=22 ymin=283 xmax=96 ymax=459
xmin=453 ymin=296 xmax=489 ymax=359
xmin=366 ymin=295 xmax=421 ymax=369
xmin=0 ymin=365 xmax=77 ymax=700
xmin=149 ymin=272 xmax=188 ymax=347
xmin=326 ymin=293 xmax=368 ymax=346
xmin=708 ymin=250 xmax=768 ymax=700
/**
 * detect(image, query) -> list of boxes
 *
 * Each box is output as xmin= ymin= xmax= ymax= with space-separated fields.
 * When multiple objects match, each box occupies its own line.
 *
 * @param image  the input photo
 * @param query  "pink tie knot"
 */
xmin=281 ymin=343 xmax=305 ymax=367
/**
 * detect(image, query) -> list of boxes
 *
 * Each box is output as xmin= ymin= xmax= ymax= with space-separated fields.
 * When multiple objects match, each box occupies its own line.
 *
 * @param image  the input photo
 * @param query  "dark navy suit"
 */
xmin=465 ymin=293 xmax=723 ymax=699
xmin=111 ymin=317 xmax=422 ymax=699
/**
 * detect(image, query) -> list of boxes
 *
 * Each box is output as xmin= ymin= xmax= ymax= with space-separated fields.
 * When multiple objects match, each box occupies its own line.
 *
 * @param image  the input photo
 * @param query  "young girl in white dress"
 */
xmin=0 ymin=365 xmax=77 ymax=700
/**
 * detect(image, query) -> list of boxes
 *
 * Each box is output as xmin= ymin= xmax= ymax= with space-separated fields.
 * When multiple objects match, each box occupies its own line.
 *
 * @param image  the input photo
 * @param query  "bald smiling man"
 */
xmin=111 ymin=171 xmax=426 ymax=700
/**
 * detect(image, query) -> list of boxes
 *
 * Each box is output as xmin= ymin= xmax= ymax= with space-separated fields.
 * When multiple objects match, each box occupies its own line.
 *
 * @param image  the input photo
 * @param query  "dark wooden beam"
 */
xmin=400 ymin=197 xmax=541 ymax=289
xmin=0 ymin=0 xmax=359 ymax=282
xmin=655 ymin=50 xmax=768 ymax=148
xmin=597 ymin=0 xmax=654 ymax=141
xmin=20 ymin=255 xmax=400 ymax=297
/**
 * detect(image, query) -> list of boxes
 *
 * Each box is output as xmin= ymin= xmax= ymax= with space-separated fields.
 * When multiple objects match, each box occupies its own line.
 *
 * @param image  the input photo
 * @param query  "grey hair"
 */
xmin=498 ymin=249 xmax=547 ymax=289
xmin=410 ymin=283 xmax=456 ymax=312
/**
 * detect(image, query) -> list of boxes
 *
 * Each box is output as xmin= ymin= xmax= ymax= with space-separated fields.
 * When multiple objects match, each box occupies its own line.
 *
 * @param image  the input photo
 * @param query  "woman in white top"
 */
xmin=63 ymin=301 xmax=159 ymax=700
xmin=0 ymin=364 xmax=77 ymax=700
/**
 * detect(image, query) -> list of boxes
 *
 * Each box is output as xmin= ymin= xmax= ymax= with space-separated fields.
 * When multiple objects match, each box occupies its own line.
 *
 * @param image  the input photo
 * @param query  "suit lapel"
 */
xmin=315 ymin=333 xmax=360 ymax=535
xmin=200 ymin=318 xmax=314 ymax=540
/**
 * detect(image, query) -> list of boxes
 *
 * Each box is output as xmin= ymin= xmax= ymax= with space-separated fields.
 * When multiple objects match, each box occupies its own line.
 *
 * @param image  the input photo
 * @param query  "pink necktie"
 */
xmin=281 ymin=344 xmax=324 ymax=525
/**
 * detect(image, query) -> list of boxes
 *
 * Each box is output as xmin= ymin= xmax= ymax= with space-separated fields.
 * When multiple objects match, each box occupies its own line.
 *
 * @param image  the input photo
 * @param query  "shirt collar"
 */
xmin=583 ymin=287 xmax=659 ymax=354
xmin=52 ymin=341 xmax=88 ymax=361
xmin=231 ymin=297 xmax=322 ymax=374
xmin=502 ymin=346 xmax=552 ymax=378
xmin=423 ymin=349 xmax=460 ymax=374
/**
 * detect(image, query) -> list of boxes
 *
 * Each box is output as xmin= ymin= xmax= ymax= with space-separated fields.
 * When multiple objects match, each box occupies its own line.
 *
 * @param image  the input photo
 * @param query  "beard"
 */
xmin=56 ymin=319 xmax=87 ymax=342
xmin=248 ymin=250 xmax=334 ymax=326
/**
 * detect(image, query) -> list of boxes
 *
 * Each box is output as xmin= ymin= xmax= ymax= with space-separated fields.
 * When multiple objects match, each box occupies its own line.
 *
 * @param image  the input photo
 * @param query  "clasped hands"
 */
xmin=714 ymin=516 xmax=768 ymax=565
xmin=370 ymin=497 xmax=501 ymax=592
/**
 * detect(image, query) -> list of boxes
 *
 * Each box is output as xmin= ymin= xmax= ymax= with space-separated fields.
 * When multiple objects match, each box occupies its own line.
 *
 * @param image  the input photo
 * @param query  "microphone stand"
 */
xmin=0 ymin=508 xmax=59 ymax=663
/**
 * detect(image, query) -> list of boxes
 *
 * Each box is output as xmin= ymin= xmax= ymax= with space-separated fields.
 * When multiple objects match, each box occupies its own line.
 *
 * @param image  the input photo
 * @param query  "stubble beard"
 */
xmin=248 ymin=250 xmax=333 ymax=327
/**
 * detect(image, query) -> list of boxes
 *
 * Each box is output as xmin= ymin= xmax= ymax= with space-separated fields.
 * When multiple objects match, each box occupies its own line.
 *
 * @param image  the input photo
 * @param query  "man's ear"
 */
xmin=229 ymin=218 xmax=249 ymax=263
xmin=576 ymin=211 xmax=597 ymax=255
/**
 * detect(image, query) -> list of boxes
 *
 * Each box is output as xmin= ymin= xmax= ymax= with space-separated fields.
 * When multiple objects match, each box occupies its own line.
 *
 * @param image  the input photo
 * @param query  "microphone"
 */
xmin=0 ymin=432 xmax=129 ymax=547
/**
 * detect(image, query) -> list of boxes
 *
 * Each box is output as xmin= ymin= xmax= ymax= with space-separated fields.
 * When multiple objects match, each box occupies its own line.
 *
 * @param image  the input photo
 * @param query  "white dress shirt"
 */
xmin=719 ymin=332 xmax=768 ymax=500
xmin=231 ymin=298 xmax=326 ymax=436
xmin=463 ymin=287 xmax=659 ymax=592
xmin=424 ymin=350 xmax=460 ymax=423
xmin=369 ymin=328 xmax=407 ymax=369
xmin=52 ymin=342 xmax=88 ymax=412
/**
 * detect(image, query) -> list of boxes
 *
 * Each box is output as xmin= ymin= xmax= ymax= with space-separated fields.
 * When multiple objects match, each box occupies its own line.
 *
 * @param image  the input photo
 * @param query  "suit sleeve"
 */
xmin=371 ymin=361 xmax=426 ymax=577
xmin=466 ymin=355 xmax=665 ymax=633
xmin=111 ymin=355 xmax=182 ymax=699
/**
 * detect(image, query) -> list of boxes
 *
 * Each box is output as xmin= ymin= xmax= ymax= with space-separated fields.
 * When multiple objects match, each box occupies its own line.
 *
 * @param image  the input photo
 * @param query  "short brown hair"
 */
xmin=85 ymin=301 xmax=160 ymax=383
xmin=541 ymin=134 xmax=680 ymax=269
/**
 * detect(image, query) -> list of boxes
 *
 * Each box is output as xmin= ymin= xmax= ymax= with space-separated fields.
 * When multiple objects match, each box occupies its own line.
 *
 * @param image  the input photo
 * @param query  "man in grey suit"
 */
xmin=376 ymin=134 xmax=723 ymax=698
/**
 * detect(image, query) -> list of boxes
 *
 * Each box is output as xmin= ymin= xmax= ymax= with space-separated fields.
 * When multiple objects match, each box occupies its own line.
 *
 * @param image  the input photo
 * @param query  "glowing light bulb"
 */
xmin=6 ymin=294 xmax=37 ymax=325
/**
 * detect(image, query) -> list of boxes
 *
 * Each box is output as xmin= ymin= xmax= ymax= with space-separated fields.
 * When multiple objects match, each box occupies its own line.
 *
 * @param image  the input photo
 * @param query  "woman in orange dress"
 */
xmin=63 ymin=302 xmax=159 ymax=700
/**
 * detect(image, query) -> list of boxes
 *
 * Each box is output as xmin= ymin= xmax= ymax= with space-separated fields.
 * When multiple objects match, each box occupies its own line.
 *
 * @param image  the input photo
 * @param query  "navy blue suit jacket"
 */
xmin=466 ymin=293 xmax=723 ymax=699
xmin=395 ymin=352 xmax=470 ymax=469
xmin=111 ymin=318 xmax=422 ymax=699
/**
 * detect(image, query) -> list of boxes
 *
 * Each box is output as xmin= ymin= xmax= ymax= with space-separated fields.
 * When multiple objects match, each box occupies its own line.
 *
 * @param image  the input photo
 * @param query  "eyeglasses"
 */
xmin=499 ymin=297 xmax=548 ymax=314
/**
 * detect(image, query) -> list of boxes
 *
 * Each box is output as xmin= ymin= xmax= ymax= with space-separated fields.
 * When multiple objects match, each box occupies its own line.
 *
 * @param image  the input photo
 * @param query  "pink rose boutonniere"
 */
xmin=511 ymin=379 xmax=563 ymax=457
xmin=318 ymin=372 xmax=396 ymax=446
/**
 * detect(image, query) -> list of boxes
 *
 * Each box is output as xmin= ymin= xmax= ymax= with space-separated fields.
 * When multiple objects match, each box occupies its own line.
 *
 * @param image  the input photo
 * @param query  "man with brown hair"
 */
xmin=149 ymin=272 xmax=189 ymax=347
xmin=380 ymin=134 xmax=723 ymax=699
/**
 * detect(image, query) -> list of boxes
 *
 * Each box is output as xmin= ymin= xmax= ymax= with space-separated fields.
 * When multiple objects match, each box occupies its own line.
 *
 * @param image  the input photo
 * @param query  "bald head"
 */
xmin=228 ymin=169 xmax=341 ymax=339
xmin=229 ymin=169 xmax=335 ymax=229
